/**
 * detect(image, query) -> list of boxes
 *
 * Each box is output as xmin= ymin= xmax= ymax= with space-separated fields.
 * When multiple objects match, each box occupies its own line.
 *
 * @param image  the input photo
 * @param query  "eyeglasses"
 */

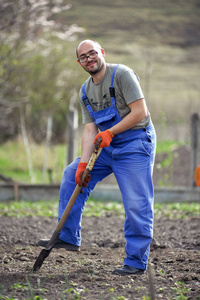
xmin=78 ymin=50 xmax=98 ymax=63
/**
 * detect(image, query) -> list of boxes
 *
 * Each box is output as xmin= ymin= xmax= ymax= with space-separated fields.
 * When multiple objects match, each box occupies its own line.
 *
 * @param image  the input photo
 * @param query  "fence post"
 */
xmin=42 ymin=115 xmax=53 ymax=183
xmin=191 ymin=113 xmax=199 ymax=187
xmin=66 ymin=109 xmax=75 ymax=164
xmin=66 ymin=93 xmax=78 ymax=165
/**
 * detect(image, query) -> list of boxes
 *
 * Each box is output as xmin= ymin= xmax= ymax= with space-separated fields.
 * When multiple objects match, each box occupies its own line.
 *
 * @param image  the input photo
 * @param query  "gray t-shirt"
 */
xmin=79 ymin=63 xmax=150 ymax=129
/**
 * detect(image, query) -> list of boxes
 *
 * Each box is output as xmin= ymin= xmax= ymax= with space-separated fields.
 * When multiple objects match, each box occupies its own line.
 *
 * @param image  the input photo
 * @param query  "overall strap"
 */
xmin=82 ymin=82 xmax=94 ymax=115
xmin=109 ymin=64 xmax=119 ymax=105
xmin=82 ymin=82 xmax=89 ymax=105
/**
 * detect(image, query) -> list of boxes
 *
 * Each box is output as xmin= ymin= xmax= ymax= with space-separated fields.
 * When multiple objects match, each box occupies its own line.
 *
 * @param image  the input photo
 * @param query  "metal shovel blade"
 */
xmin=33 ymin=248 xmax=53 ymax=271
xmin=33 ymin=230 xmax=60 ymax=271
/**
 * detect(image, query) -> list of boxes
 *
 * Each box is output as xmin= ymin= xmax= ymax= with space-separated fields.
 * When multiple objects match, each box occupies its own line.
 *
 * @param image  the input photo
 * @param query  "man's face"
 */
xmin=77 ymin=41 xmax=105 ymax=75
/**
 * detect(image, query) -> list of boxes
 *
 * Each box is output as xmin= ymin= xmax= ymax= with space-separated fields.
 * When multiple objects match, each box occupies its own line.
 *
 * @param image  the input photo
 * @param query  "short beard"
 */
xmin=87 ymin=61 xmax=105 ymax=75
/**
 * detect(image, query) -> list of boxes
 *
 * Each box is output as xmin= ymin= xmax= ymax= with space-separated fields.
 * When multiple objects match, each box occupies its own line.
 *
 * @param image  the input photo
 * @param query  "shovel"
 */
xmin=33 ymin=137 xmax=102 ymax=271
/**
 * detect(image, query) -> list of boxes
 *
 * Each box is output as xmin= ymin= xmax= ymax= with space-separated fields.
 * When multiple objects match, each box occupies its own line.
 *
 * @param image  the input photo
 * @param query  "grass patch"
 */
xmin=0 ymin=140 xmax=185 ymax=184
xmin=0 ymin=140 xmax=66 ymax=184
xmin=0 ymin=199 xmax=199 ymax=219
xmin=155 ymin=202 xmax=200 ymax=219
xmin=156 ymin=140 xmax=184 ymax=154
xmin=0 ymin=199 xmax=59 ymax=218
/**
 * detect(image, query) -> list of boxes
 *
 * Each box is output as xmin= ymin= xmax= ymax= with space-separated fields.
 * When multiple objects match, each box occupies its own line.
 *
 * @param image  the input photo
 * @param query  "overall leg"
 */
xmin=59 ymin=149 xmax=113 ymax=246
xmin=113 ymin=129 xmax=156 ymax=270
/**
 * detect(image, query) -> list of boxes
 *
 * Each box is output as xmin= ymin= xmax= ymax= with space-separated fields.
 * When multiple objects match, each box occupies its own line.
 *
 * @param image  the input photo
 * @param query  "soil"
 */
xmin=0 ymin=212 xmax=200 ymax=300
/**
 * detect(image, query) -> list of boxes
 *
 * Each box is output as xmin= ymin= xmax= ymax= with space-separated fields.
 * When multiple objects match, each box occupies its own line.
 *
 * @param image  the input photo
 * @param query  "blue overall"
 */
xmin=58 ymin=65 xmax=156 ymax=270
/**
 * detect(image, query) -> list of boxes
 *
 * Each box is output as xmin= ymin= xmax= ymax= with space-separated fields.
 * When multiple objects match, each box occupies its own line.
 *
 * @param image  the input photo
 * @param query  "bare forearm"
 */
xmin=110 ymin=98 xmax=147 ymax=136
xmin=80 ymin=123 xmax=98 ymax=162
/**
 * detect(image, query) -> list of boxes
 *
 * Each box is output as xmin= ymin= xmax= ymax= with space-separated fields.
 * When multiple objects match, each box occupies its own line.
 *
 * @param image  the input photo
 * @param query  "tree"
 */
xmin=0 ymin=0 xmax=84 ymax=142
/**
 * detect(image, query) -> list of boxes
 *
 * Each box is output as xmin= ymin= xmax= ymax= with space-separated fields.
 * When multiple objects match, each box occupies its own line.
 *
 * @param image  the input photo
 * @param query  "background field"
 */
xmin=0 ymin=0 xmax=199 ymax=184
xmin=61 ymin=0 xmax=200 ymax=136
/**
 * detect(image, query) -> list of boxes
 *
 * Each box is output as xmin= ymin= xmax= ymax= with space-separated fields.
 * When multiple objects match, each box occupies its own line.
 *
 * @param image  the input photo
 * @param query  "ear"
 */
xmin=101 ymin=48 xmax=105 ymax=57
xmin=77 ymin=59 xmax=82 ymax=66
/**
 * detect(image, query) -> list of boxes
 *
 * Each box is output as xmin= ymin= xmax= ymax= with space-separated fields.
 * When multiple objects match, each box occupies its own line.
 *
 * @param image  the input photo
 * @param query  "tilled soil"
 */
xmin=0 ymin=213 xmax=200 ymax=300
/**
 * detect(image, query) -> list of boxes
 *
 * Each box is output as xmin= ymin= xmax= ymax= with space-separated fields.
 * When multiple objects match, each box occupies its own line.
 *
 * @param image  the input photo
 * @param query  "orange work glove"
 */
xmin=75 ymin=162 xmax=91 ymax=187
xmin=94 ymin=129 xmax=114 ymax=148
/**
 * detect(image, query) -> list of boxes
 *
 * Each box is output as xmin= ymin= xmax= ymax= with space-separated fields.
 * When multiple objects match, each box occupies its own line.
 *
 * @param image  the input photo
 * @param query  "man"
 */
xmin=38 ymin=39 xmax=156 ymax=276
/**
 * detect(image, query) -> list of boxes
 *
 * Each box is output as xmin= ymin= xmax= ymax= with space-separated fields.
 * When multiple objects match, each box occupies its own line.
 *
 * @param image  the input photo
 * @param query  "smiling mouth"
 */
xmin=87 ymin=61 xmax=96 ymax=67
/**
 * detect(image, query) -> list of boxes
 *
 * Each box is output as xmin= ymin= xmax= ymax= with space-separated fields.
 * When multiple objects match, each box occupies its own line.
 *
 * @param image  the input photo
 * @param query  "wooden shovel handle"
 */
xmin=55 ymin=138 xmax=102 ymax=234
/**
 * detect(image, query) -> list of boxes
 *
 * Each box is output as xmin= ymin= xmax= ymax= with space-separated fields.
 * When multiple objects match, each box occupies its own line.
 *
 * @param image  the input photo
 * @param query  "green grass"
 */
xmin=0 ymin=140 xmax=66 ymax=184
xmin=154 ymin=202 xmax=200 ymax=219
xmin=0 ymin=198 xmax=199 ymax=219
xmin=156 ymin=140 xmax=184 ymax=154
xmin=0 ymin=199 xmax=59 ymax=218
xmin=0 ymin=139 xmax=185 ymax=184
xmin=171 ymin=282 xmax=191 ymax=300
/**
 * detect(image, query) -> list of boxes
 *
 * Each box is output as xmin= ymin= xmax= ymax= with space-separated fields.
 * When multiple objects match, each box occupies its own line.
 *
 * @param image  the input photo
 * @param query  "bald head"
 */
xmin=76 ymin=39 xmax=106 ymax=78
xmin=76 ymin=40 xmax=102 ymax=58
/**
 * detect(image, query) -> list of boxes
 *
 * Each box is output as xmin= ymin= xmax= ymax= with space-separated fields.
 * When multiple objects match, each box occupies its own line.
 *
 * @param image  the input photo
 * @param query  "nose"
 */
xmin=87 ymin=55 xmax=93 ymax=61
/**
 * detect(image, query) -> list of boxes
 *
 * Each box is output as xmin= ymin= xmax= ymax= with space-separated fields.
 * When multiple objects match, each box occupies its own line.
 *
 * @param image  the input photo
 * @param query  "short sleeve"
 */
xmin=116 ymin=66 xmax=144 ymax=105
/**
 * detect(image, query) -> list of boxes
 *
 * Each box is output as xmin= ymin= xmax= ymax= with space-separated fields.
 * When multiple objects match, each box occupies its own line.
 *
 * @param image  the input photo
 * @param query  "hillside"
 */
xmin=49 ymin=0 xmax=200 ymax=141
xmin=55 ymin=0 xmax=200 ymax=48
